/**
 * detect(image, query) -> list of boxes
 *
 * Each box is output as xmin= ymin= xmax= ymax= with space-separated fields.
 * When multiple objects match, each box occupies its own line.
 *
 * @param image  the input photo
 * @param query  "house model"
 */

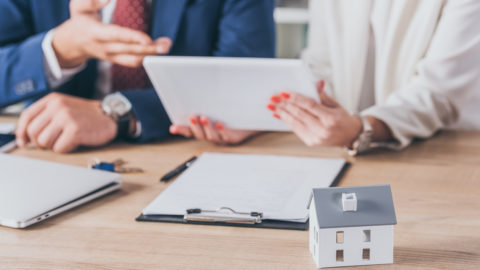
xmin=308 ymin=185 xmax=397 ymax=268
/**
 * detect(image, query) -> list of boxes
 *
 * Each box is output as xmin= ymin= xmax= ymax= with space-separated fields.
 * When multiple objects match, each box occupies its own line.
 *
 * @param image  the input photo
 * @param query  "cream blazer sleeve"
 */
xmin=363 ymin=0 xmax=480 ymax=149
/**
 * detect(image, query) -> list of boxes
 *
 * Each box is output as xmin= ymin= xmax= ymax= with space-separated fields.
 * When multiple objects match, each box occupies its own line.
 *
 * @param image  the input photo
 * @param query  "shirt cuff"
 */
xmin=42 ymin=29 xmax=86 ymax=89
xmin=131 ymin=121 xmax=142 ymax=138
xmin=361 ymin=107 xmax=407 ymax=151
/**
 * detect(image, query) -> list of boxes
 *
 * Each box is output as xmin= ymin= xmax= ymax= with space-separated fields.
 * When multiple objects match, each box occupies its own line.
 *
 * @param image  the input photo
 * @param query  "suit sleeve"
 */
xmin=0 ymin=1 xmax=50 ymax=108
xmin=362 ymin=0 xmax=480 ymax=149
xmin=124 ymin=0 xmax=276 ymax=143
xmin=213 ymin=0 xmax=276 ymax=58
xmin=121 ymin=89 xmax=172 ymax=142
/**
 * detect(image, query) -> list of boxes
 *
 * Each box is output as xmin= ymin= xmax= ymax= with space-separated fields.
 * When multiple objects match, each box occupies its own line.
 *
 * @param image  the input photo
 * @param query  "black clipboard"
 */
xmin=136 ymin=214 xmax=309 ymax=230
xmin=136 ymin=163 xmax=350 ymax=231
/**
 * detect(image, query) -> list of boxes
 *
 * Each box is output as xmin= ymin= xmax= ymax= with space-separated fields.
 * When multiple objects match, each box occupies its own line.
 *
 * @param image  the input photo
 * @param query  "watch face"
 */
xmin=104 ymin=94 xmax=132 ymax=117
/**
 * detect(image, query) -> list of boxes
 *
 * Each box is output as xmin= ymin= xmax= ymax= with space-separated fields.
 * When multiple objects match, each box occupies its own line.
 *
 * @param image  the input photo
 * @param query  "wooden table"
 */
xmin=1 ymin=116 xmax=479 ymax=269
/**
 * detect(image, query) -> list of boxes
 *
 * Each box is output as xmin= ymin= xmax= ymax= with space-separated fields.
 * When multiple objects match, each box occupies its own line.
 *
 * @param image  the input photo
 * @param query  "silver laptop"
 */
xmin=0 ymin=154 xmax=122 ymax=228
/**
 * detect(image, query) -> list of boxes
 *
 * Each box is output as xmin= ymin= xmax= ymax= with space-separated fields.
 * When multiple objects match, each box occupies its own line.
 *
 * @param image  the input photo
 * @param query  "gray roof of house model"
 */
xmin=311 ymin=185 xmax=397 ymax=228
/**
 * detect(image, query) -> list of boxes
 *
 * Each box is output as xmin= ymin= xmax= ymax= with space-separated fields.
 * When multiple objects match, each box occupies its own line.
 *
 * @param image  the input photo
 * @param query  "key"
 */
xmin=88 ymin=158 xmax=144 ymax=174
xmin=115 ymin=166 xmax=144 ymax=173
xmin=111 ymin=158 xmax=127 ymax=167
xmin=91 ymin=161 xmax=115 ymax=172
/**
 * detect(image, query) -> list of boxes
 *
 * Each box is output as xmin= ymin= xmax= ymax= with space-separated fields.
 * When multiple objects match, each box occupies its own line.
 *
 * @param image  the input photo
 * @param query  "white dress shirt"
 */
xmin=304 ymin=0 xmax=480 ymax=149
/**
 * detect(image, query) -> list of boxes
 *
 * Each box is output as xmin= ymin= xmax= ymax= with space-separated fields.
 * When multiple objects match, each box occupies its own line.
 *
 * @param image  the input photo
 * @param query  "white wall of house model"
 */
xmin=308 ymin=185 xmax=397 ymax=268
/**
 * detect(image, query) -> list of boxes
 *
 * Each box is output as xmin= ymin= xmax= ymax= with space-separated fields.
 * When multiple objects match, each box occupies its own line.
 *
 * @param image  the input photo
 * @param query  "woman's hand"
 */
xmin=267 ymin=81 xmax=363 ymax=147
xmin=170 ymin=116 xmax=259 ymax=145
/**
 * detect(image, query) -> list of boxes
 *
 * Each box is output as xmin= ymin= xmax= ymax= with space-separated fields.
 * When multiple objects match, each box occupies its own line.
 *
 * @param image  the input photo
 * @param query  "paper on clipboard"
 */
xmin=142 ymin=153 xmax=346 ymax=223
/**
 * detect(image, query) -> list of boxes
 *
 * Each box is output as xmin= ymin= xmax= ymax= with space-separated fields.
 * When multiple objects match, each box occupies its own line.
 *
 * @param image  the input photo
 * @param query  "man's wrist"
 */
xmin=101 ymin=93 xmax=141 ymax=139
xmin=51 ymin=21 xmax=87 ymax=69
xmin=129 ymin=115 xmax=137 ymax=136
xmin=364 ymin=115 xmax=393 ymax=142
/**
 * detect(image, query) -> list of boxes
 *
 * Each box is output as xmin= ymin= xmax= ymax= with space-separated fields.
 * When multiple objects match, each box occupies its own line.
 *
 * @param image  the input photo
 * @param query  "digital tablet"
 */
xmin=144 ymin=56 xmax=318 ymax=131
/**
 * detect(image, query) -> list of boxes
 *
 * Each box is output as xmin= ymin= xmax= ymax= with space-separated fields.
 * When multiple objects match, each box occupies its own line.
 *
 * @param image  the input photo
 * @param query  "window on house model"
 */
xmin=336 ymin=250 xmax=344 ymax=262
xmin=336 ymin=231 xmax=344 ymax=243
xmin=363 ymin=230 xmax=371 ymax=242
xmin=362 ymin=248 xmax=370 ymax=260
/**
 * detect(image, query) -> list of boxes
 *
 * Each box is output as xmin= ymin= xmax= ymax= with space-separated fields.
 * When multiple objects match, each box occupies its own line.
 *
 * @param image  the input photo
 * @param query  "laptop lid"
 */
xmin=0 ymin=154 xmax=122 ymax=228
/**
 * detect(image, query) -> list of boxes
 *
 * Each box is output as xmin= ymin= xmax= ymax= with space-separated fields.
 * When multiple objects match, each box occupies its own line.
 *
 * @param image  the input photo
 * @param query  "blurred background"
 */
xmin=275 ymin=0 xmax=309 ymax=58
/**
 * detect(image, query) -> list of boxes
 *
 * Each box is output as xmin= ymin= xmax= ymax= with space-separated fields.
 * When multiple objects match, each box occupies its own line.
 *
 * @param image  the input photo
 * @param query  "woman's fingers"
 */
xmin=199 ymin=116 xmax=223 ymax=144
xmin=188 ymin=116 xmax=206 ymax=140
xmin=275 ymin=107 xmax=319 ymax=146
xmin=216 ymin=122 xmax=231 ymax=142
xmin=316 ymin=80 xmax=339 ymax=108
xmin=171 ymin=116 xmax=257 ymax=145
xmin=285 ymin=92 xmax=332 ymax=118
xmin=216 ymin=122 xmax=258 ymax=145
xmin=169 ymin=125 xmax=193 ymax=138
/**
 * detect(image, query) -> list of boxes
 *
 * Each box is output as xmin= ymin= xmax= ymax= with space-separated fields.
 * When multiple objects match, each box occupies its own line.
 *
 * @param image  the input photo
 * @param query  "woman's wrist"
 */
xmin=364 ymin=115 xmax=393 ymax=142
xmin=347 ymin=115 xmax=363 ymax=148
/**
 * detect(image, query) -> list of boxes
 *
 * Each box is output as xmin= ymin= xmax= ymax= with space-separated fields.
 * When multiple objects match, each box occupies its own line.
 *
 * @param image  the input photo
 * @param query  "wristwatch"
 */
xmin=348 ymin=115 xmax=373 ymax=156
xmin=102 ymin=92 xmax=133 ymax=139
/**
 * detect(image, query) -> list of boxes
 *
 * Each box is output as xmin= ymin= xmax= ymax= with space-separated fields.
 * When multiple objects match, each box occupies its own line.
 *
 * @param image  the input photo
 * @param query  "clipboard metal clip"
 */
xmin=184 ymin=207 xmax=263 ymax=225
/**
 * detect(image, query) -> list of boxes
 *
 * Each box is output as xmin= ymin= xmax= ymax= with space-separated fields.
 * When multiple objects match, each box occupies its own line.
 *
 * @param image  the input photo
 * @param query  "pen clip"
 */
xmin=184 ymin=207 xmax=263 ymax=225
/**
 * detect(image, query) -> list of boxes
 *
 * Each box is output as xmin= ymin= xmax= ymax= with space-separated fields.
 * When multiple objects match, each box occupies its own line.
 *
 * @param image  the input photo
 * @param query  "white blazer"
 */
xmin=303 ymin=0 xmax=480 ymax=148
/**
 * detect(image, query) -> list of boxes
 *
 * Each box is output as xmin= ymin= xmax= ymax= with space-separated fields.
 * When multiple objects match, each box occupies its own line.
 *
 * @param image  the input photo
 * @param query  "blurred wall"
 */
xmin=275 ymin=0 xmax=309 ymax=58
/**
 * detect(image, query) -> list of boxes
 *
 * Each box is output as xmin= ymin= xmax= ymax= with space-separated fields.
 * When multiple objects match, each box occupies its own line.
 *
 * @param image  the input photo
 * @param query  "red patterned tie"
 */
xmin=111 ymin=0 xmax=150 ymax=91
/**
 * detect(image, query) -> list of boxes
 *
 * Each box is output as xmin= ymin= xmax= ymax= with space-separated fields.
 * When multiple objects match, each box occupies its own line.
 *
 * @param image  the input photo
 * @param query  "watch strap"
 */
xmin=116 ymin=113 xmax=132 ymax=139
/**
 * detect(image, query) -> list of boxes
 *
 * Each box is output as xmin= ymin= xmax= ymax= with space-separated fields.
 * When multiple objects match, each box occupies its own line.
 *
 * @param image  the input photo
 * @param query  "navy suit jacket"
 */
xmin=0 ymin=0 xmax=275 ymax=142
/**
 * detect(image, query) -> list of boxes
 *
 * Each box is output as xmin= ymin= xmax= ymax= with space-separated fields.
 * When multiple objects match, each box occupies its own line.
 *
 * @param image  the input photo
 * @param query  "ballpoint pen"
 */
xmin=160 ymin=156 xmax=197 ymax=182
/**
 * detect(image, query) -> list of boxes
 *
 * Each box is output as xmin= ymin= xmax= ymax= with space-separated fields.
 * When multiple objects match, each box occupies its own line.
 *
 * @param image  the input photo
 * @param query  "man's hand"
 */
xmin=52 ymin=0 xmax=172 ymax=68
xmin=15 ymin=93 xmax=118 ymax=153
xmin=170 ymin=116 xmax=259 ymax=145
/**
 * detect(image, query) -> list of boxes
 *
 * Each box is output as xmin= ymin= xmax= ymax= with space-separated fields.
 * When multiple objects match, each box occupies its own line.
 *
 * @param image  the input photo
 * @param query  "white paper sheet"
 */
xmin=143 ymin=153 xmax=346 ymax=223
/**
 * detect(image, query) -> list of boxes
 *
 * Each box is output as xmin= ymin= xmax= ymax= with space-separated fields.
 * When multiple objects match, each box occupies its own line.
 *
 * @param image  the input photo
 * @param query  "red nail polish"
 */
xmin=270 ymin=95 xmax=281 ymax=103
xmin=320 ymin=80 xmax=325 ymax=90
xmin=189 ymin=117 xmax=197 ymax=125
xmin=216 ymin=122 xmax=224 ymax=130
xmin=280 ymin=92 xmax=290 ymax=99
xmin=273 ymin=113 xmax=280 ymax=119
xmin=200 ymin=117 xmax=208 ymax=126
xmin=169 ymin=126 xmax=177 ymax=134
xmin=267 ymin=104 xmax=276 ymax=111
